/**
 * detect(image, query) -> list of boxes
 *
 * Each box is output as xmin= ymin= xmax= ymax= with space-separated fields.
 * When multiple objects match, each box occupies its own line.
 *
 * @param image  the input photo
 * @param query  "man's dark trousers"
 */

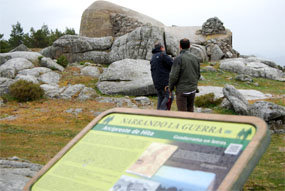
xmin=176 ymin=92 xmax=195 ymax=112
xmin=157 ymin=89 xmax=172 ymax=110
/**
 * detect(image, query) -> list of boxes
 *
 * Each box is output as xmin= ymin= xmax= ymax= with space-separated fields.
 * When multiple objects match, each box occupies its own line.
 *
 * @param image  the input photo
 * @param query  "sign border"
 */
xmin=23 ymin=108 xmax=270 ymax=191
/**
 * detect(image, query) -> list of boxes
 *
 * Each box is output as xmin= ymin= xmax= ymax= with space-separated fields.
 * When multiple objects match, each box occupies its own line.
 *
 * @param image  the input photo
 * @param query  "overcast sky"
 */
xmin=1 ymin=0 xmax=285 ymax=65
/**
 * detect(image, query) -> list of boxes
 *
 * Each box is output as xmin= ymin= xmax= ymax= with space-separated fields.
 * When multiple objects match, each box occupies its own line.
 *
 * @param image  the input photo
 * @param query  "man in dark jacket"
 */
xmin=150 ymin=42 xmax=173 ymax=110
xmin=169 ymin=38 xmax=200 ymax=112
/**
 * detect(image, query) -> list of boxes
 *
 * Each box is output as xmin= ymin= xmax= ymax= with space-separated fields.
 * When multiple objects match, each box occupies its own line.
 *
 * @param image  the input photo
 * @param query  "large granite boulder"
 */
xmin=223 ymin=84 xmax=249 ymax=115
xmin=109 ymin=26 xmax=164 ymax=62
xmin=79 ymin=0 xmax=164 ymax=38
xmin=220 ymin=57 xmax=285 ymax=81
xmin=41 ymin=35 xmax=113 ymax=64
xmin=97 ymin=59 xmax=156 ymax=96
xmin=0 ymin=51 xmax=42 ymax=65
xmin=0 ymin=58 xmax=34 ymax=78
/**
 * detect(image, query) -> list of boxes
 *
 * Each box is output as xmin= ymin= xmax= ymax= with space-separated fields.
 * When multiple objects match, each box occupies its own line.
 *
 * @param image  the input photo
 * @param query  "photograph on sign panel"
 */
xmin=126 ymin=142 xmax=178 ymax=178
xmin=110 ymin=175 xmax=160 ymax=191
xmin=163 ymin=141 xmax=242 ymax=190
xmin=150 ymin=165 xmax=216 ymax=191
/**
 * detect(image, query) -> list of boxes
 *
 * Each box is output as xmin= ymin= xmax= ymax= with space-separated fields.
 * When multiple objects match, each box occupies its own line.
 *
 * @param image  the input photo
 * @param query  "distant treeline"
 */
xmin=0 ymin=21 xmax=77 ymax=53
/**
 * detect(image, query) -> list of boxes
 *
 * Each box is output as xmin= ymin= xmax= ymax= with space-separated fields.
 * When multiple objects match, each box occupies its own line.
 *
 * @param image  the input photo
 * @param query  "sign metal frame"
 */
xmin=24 ymin=108 xmax=270 ymax=191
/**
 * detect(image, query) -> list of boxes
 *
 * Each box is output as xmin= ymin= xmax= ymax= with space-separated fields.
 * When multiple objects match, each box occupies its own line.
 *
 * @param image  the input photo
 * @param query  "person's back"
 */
xmin=169 ymin=38 xmax=200 ymax=112
xmin=173 ymin=50 xmax=200 ymax=93
xmin=150 ymin=44 xmax=172 ymax=91
xmin=150 ymin=42 xmax=173 ymax=110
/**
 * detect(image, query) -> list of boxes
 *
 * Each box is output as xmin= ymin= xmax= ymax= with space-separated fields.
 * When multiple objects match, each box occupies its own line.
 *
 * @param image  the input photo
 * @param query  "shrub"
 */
xmin=38 ymin=56 xmax=43 ymax=62
xmin=195 ymin=93 xmax=223 ymax=108
xmin=56 ymin=55 xmax=68 ymax=68
xmin=9 ymin=80 xmax=44 ymax=102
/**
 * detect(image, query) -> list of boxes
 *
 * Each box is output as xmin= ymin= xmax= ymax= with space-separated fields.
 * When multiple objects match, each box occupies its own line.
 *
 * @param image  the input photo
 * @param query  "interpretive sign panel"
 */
xmin=24 ymin=108 xmax=270 ymax=191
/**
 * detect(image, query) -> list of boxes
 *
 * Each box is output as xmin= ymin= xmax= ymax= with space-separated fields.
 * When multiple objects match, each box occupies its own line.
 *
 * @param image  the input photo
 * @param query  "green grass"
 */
xmin=199 ymin=63 xmax=285 ymax=95
xmin=244 ymin=134 xmax=285 ymax=190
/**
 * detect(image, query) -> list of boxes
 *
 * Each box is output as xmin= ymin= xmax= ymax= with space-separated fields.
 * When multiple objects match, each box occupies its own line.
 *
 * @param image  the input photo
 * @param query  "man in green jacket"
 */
xmin=169 ymin=38 xmax=200 ymax=112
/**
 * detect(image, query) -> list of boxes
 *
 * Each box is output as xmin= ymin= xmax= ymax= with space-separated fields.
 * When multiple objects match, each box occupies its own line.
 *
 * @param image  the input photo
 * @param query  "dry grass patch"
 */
xmin=58 ymin=66 xmax=97 ymax=87
xmin=0 ymin=99 xmax=115 ymax=164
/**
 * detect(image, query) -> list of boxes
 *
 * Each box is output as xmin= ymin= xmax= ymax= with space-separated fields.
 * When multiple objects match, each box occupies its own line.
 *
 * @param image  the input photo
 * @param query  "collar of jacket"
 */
xmin=180 ymin=48 xmax=190 ymax=54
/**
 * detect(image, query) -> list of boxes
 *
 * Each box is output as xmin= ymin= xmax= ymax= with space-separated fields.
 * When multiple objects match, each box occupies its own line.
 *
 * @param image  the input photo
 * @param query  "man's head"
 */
xmin=154 ymin=42 xmax=165 ymax=51
xmin=180 ymin=38 xmax=190 ymax=50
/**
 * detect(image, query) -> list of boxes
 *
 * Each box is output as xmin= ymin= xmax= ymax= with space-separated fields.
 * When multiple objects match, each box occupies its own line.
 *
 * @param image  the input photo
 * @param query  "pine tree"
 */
xmin=8 ymin=21 xmax=24 ymax=48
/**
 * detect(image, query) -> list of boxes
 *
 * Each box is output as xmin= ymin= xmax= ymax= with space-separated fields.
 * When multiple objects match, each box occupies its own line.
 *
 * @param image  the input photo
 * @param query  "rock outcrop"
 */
xmin=0 ymin=58 xmax=34 ymax=78
xmin=97 ymin=59 xmax=156 ymax=96
xmin=164 ymin=26 xmax=233 ymax=57
xmin=41 ymin=35 xmax=113 ymax=64
xmin=220 ymin=57 xmax=285 ymax=81
xmin=109 ymin=26 xmax=164 ymax=62
xmin=248 ymin=101 xmax=285 ymax=122
xmin=0 ymin=157 xmax=42 ymax=191
xmin=80 ymin=0 xmax=164 ymax=38
xmin=0 ymin=51 xmax=42 ymax=65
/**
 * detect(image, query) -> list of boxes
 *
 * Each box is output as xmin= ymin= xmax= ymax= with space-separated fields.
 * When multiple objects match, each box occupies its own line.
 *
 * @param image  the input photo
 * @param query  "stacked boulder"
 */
xmin=201 ymin=17 xmax=226 ymax=35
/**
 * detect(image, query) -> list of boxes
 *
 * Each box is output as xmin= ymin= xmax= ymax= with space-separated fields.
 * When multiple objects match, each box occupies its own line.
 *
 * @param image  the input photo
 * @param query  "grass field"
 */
xmin=0 ymin=64 xmax=284 ymax=190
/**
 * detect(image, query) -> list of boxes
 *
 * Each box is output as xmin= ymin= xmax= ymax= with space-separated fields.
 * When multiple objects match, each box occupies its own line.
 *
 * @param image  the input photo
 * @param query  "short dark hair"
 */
xmin=180 ymin=38 xmax=190 ymax=49
xmin=154 ymin=42 xmax=163 ymax=49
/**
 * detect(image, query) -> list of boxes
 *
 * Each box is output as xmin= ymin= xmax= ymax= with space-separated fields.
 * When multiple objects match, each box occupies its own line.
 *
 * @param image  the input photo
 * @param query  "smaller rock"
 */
xmin=60 ymin=84 xmax=85 ymax=99
xmin=199 ymin=75 xmax=206 ymax=81
xmin=40 ymin=57 xmax=64 ymax=72
xmin=81 ymin=66 xmax=100 ymax=78
xmin=65 ymin=108 xmax=83 ymax=115
xmin=223 ymin=84 xmax=248 ymax=115
xmin=39 ymin=71 xmax=61 ymax=85
xmin=78 ymin=87 xmax=97 ymax=101
xmin=15 ymin=75 xmax=39 ymax=84
xmin=134 ymin=96 xmax=151 ymax=106
xmin=18 ymin=67 xmax=52 ymax=77
xmin=220 ymin=98 xmax=233 ymax=110
xmin=9 ymin=44 xmax=31 ymax=52
xmin=235 ymin=74 xmax=253 ymax=82
xmin=40 ymin=84 xmax=65 ymax=98
xmin=0 ymin=77 xmax=16 ymax=96
xmin=204 ymin=66 xmax=217 ymax=72
xmin=195 ymin=107 xmax=213 ymax=113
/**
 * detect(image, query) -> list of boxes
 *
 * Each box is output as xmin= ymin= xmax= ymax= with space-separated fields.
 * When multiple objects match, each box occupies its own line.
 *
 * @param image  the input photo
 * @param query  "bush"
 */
xmin=56 ymin=55 xmax=68 ymax=68
xmin=195 ymin=93 xmax=223 ymax=108
xmin=9 ymin=80 xmax=44 ymax=102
